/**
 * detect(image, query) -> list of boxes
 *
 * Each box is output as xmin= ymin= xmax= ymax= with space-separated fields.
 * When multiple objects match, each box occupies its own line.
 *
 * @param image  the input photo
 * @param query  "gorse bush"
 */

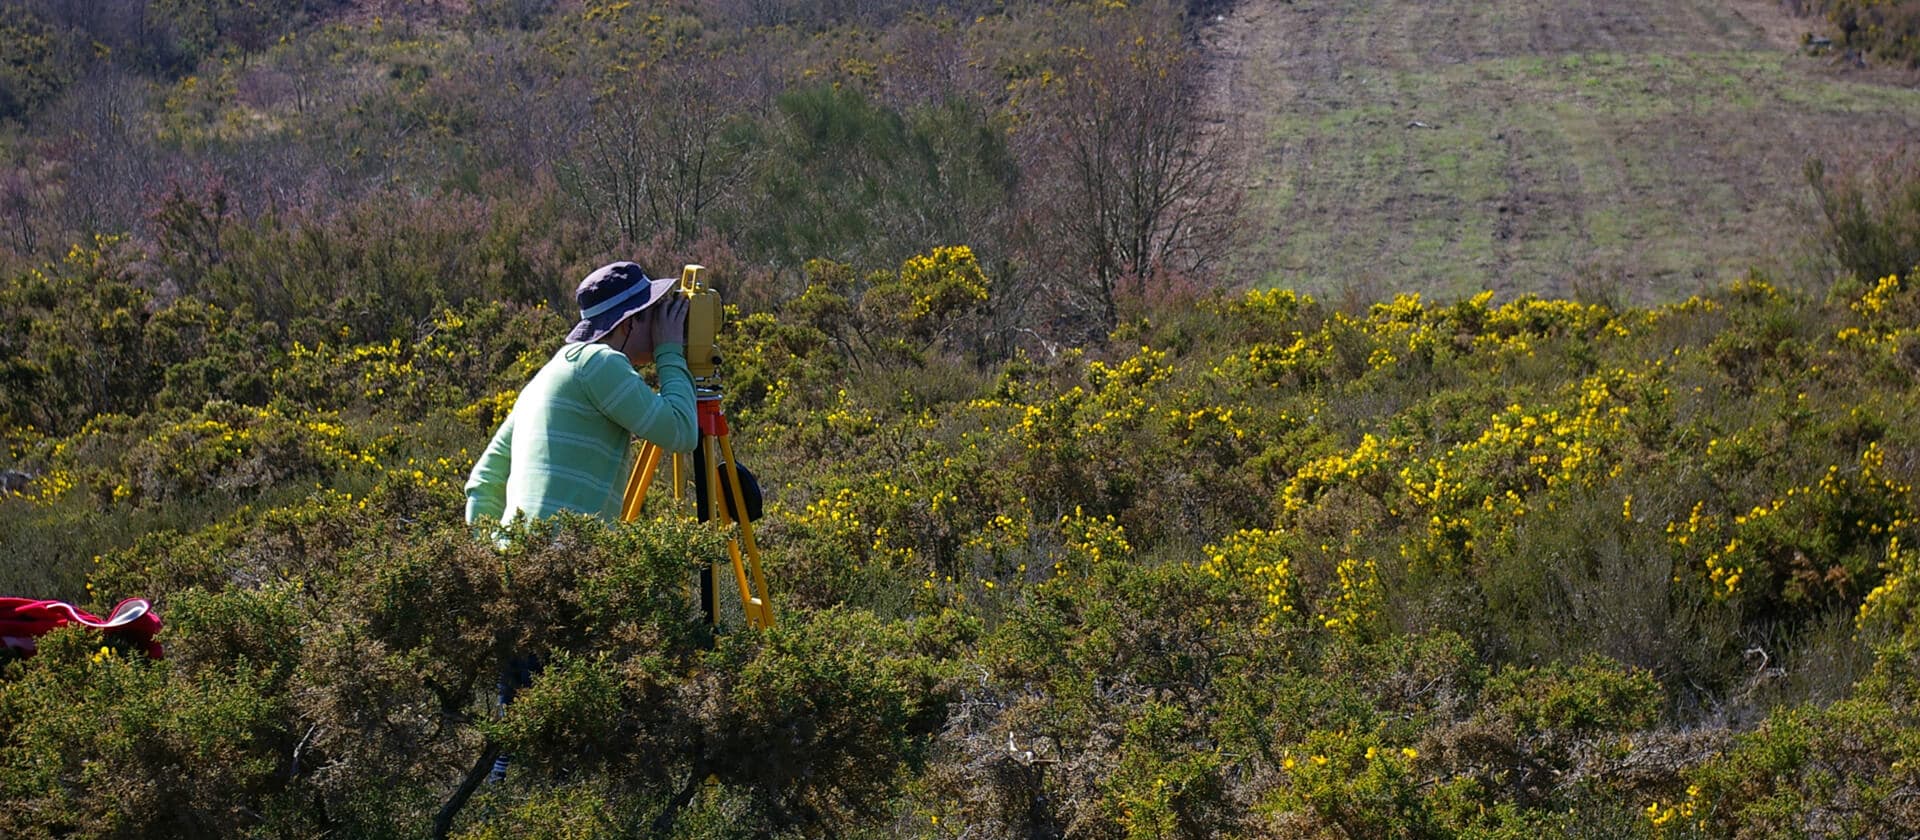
xmin=0 ymin=623 xmax=295 ymax=837
xmin=0 ymin=7 xmax=66 ymax=121
xmin=4 ymin=498 xmax=950 ymax=838
xmin=1793 ymin=0 xmax=1920 ymax=65
xmin=9 ymin=223 xmax=1920 ymax=834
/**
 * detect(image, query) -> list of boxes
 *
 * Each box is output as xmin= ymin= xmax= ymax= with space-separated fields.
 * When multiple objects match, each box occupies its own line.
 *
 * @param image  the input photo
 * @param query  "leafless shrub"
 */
xmin=0 ymin=163 xmax=50 ymax=258
xmin=874 ymin=10 xmax=993 ymax=108
xmin=557 ymin=60 xmax=757 ymax=248
xmin=40 ymin=65 xmax=166 ymax=239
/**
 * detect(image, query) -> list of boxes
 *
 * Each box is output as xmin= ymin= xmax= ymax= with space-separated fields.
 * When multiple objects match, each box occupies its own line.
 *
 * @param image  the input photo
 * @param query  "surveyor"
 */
xmin=464 ymin=261 xmax=697 ymax=529
xmin=462 ymin=260 xmax=695 ymax=783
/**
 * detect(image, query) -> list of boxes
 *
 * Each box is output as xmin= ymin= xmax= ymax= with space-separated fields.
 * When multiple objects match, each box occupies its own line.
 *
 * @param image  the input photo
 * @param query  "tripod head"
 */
xmin=679 ymin=264 xmax=722 ymax=382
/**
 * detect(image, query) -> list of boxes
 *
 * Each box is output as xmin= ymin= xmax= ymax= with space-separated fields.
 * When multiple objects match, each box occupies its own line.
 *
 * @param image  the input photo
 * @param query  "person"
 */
xmin=465 ymin=261 xmax=697 ymax=530
xmin=462 ymin=260 xmax=696 ymax=783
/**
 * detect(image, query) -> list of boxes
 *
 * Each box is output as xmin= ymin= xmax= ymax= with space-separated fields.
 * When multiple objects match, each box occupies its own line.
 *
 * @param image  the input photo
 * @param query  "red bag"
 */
xmin=0 ymin=597 xmax=164 ymax=659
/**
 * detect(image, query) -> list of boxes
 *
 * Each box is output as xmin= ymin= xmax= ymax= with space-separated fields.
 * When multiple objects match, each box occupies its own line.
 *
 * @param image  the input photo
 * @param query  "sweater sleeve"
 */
xmin=581 ymin=343 xmax=698 ymax=453
xmin=464 ymin=408 xmax=516 ymax=526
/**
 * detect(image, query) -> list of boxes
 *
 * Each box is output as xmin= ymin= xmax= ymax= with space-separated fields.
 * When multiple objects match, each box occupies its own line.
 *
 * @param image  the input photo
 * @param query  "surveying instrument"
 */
xmin=615 ymin=265 xmax=774 ymax=629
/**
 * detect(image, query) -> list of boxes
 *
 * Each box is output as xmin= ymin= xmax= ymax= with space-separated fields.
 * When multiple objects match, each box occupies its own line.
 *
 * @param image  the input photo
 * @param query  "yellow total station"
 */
xmin=680 ymin=264 xmax=721 ymax=380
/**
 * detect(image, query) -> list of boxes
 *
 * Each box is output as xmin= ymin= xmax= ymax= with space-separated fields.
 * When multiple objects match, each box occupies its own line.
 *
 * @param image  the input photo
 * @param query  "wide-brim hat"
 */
xmin=567 ymin=261 xmax=678 ymax=344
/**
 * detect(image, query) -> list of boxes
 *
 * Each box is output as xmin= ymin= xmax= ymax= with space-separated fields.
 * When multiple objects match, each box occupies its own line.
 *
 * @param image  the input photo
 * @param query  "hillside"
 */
xmin=2 ymin=1 xmax=1920 ymax=837
xmin=1205 ymin=0 xmax=1920 ymax=301
xmin=7 ymin=247 xmax=1920 ymax=835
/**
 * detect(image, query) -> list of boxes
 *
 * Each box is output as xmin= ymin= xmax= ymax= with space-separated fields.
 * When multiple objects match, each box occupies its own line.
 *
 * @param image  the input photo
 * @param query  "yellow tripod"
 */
xmin=615 ymin=266 xmax=774 ymax=629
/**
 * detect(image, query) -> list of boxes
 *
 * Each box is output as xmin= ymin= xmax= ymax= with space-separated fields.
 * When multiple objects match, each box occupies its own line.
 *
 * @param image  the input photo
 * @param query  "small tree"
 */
xmin=558 ymin=60 xmax=754 ymax=248
xmin=43 ymin=66 xmax=162 ymax=241
xmin=1808 ymin=151 xmax=1920 ymax=284
xmin=1018 ymin=4 xmax=1241 ymax=336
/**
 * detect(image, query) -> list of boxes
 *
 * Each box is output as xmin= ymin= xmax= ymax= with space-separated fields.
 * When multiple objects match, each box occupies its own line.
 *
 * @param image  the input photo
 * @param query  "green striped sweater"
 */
xmin=464 ymin=341 xmax=696 ymax=527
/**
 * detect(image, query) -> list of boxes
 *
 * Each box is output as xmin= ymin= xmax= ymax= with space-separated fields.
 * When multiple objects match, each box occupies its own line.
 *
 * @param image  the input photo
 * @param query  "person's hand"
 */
xmin=652 ymin=295 xmax=688 ymax=348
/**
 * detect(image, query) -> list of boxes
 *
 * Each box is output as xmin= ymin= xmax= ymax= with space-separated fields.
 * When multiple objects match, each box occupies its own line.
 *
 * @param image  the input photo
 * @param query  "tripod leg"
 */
xmin=700 ymin=557 xmax=716 ymax=626
xmin=701 ymin=438 xmax=717 ymax=626
xmin=700 ymin=433 xmax=759 ymax=629
xmin=716 ymin=432 xmax=774 ymax=628
xmin=700 ymin=435 xmax=730 ymax=626
xmin=619 ymin=442 xmax=664 ymax=523
xmin=671 ymin=452 xmax=684 ymax=503
xmin=677 ymin=443 xmax=719 ymax=625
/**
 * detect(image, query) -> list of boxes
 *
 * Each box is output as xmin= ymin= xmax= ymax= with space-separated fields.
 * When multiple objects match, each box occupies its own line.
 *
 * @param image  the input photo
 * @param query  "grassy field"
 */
xmin=1205 ymin=0 xmax=1920 ymax=302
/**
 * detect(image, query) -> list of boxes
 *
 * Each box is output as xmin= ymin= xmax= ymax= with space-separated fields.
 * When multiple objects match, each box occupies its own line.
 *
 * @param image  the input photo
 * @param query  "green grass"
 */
xmin=1222 ymin=0 xmax=1920 ymax=302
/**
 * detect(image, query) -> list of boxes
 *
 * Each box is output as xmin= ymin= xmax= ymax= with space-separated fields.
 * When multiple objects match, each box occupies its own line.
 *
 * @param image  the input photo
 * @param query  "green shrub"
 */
xmin=1803 ymin=0 xmax=1920 ymax=66
xmin=1808 ymin=153 xmax=1920 ymax=284
xmin=0 ymin=7 xmax=68 ymax=121
xmin=0 ymin=238 xmax=161 ymax=433
xmin=0 ymin=626 xmax=296 ymax=839
xmin=1684 ymin=693 xmax=1920 ymax=837
xmin=1101 ymin=702 xmax=1229 ymax=839
xmin=1267 ymin=728 xmax=1440 ymax=839
xmin=1484 ymin=657 xmax=1662 ymax=737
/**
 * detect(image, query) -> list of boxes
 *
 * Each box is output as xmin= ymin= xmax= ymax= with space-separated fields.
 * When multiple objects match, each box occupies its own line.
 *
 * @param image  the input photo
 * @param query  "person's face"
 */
xmin=611 ymin=313 xmax=653 ymax=366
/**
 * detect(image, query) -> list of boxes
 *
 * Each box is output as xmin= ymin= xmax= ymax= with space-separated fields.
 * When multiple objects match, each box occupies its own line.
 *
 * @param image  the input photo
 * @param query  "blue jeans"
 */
xmin=488 ymin=654 xmax=541 ymax=783
xmin=497 ymin=653 xmax=540 ymax=708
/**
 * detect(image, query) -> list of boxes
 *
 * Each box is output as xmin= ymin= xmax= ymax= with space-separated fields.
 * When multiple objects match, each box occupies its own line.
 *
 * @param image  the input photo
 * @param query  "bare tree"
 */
xmin=557 ymin=60 xmax=755 ymax=248
xmin=1018 ymin=5 xmax=1241 ymax=335
xmin=875 ymin=11 xmax=990 ymax=108
xmin=642 ymin=63 xmax=759 ymax=245
xmin=562 ymin=90 xmax=650 ymax=246
xmin=463 ymin=34 xmax=586 ymax=178
xmin=0 ymin=165 xmax=45 ymax=258
xmin=43 ymin=66 xmax=163 ymax=240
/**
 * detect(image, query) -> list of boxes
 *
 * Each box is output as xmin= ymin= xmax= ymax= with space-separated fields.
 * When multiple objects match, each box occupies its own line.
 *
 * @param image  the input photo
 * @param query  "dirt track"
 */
xmin=1201 ymin=0 xmax=1920 ymax=301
